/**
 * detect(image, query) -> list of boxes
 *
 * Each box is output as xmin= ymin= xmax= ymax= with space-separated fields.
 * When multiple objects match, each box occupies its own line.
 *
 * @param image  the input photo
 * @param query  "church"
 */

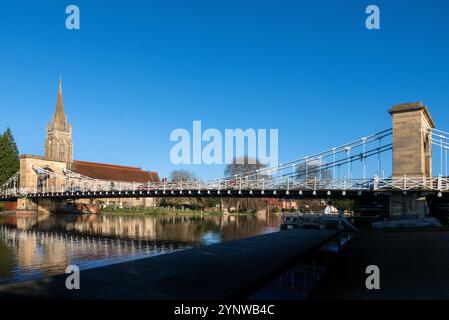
xmin=18 ymin=79 xmax=160 ymax=211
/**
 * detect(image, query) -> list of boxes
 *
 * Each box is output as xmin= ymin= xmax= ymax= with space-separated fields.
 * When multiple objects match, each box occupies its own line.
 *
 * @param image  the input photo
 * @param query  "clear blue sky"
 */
xmin=1 ymin=0 xmax=449 ymax=180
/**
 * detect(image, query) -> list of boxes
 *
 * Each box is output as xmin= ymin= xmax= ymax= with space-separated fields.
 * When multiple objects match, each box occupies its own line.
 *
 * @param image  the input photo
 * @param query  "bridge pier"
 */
xmin=389 ymin=102 xmax=435 ymax=218
xmin=389 ymin=192 xmax=428 ymax=217
xmin=17 ymin=197 xmax=67 ymax=214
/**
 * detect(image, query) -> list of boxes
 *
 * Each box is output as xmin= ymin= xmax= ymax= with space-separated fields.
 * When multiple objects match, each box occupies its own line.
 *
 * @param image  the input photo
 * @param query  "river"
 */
xmin=0 ymin=212 xmax=281 ymax=285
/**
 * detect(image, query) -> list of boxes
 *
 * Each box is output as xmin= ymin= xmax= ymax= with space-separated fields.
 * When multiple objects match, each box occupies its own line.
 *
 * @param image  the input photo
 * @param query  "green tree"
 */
xmin=0 ymin=128 xmax=20 ymax=185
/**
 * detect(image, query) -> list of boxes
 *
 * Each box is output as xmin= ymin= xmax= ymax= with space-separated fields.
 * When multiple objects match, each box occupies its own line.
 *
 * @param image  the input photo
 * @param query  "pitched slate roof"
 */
xmin=71 ymin=160 xmax=160 ymax=183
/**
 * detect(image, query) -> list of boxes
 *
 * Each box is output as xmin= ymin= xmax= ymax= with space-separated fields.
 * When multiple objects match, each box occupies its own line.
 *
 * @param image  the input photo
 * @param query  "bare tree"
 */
xmin=223 ymin=156 xmax=268 ymax=213
xmin=170 ymin=169 xmax=198 ymax=182
xmin=224 ymin=156 xmax=266 ymax=179
xmin=163 ymin=170 xmax=199 ymax=209
xmin=294 ymin=159 xmax=332 ymax=182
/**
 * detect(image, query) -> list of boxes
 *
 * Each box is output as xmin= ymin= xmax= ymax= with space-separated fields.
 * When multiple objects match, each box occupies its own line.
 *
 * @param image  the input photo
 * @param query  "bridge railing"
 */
xmin=79 ymin=178 xmax=378 ymax=192
xmin=373 ymin=175 xmax=449 ymax=192
xmin=2 ymin=175 xmax=449 ymax=199
xmin=4 ymin=177 xmax=449 ymax=198
xmin=73 ymin=177 xmax=449 ymax=193
xmin=435 ymin=176 xmax=449 ymax=192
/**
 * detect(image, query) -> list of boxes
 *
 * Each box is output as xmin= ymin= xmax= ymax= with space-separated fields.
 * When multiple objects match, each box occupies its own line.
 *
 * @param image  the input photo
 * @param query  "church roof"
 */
xmin=71 ymin=160 xmax=160 ymax=183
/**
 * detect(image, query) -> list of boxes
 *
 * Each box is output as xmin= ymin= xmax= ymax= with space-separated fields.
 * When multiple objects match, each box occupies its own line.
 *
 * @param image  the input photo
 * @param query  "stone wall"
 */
xmin=388 ymin=102 xmax=435 ymax=217
xmin=389 ymin=102 xmax=435 ymax=178
xmin=19 ymin=155 xmax=68 ymax=193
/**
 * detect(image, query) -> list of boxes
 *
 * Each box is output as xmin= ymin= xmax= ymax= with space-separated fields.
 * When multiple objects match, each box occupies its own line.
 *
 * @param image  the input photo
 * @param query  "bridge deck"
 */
xmin=0 ymin=229 xmax=338 ymax=300
xmin=0 ymin=188 xmax=382 ymax=201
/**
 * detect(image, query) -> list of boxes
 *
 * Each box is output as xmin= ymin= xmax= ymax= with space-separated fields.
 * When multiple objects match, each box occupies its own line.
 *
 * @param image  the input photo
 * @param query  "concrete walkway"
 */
xmin=311 ymin=230 xmax=449 ymax=300
xmin=0 ymin=229 xmax=337 ymax=300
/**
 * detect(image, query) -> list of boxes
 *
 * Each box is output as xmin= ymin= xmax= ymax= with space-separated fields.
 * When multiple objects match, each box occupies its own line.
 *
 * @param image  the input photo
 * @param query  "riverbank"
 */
xmin=310 ymin=228 xmax=449 ymax=299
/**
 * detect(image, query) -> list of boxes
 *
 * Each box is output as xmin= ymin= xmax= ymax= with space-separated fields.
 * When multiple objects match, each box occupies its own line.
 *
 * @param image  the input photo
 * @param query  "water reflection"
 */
xmin=0 ymin=212 xmax=281 ymax=285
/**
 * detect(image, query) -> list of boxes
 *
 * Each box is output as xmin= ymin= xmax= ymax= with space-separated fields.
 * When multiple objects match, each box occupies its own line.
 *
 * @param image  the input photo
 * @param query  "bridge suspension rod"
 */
xmin=274 ymin=144 xmax=392 ymax=183
xmin=223 ymin=128 xmax=392 ymax=183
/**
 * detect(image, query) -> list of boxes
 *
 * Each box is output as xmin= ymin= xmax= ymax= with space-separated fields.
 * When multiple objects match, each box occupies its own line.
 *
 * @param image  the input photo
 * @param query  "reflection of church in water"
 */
xmin=19 ymin=79 xmax=160 ymax=208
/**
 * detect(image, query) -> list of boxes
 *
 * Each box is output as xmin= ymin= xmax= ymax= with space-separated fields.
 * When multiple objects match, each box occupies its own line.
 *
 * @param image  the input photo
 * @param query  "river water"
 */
xmin=0 ymin=212 xmax=281 ymax=285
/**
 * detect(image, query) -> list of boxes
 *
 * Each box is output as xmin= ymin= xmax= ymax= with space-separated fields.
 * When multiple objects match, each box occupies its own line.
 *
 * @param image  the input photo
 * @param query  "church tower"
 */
xmin=44 ymin=79 xmax=73 ymax=163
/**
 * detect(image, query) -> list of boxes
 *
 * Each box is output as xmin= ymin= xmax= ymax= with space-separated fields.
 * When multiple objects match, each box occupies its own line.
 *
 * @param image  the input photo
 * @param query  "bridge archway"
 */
xmin=35 ymin=166 xmax=56 ymax=193
xmin=19 ymin=155 xmax=68 ymax=194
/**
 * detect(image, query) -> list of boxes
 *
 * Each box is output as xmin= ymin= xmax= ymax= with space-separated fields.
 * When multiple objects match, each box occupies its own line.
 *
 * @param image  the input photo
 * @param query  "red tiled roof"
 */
xmin=71 ymin=160 xmax=160 ymax=183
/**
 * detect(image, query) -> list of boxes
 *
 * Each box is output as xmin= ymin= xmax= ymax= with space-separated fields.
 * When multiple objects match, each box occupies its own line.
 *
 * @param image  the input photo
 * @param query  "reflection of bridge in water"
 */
xmin=0 ymin=223 xmax=189 ymax=285
xmin=0 ymin=213 xmax=281 ymax=285
xmin=2 ymin=212 xmax=279 ymax=241
xmin=0 ymin=225 xmax=189 ymax=253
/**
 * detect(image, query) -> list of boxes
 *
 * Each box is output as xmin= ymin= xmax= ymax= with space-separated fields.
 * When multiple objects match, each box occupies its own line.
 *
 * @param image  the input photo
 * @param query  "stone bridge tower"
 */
xmin=44 ymin=79 xmax=73 ymax=163
xmin=389 ymin=102 xmax=435 ymax=217
xmin=389 ymin=102 xmax=435 ymax=179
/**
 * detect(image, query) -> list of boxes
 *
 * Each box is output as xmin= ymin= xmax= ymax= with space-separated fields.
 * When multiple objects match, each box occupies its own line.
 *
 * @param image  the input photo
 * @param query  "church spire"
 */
xmin=53 ymin=77 xmax=67 ymax=130
xmin=45 ymin=77 xmax=73 ymax=163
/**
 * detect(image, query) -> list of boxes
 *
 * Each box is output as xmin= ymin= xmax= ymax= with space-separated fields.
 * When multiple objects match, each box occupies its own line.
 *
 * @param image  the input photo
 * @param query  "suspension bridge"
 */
xmin=1 ymin=102 xmax=449 ymax=216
